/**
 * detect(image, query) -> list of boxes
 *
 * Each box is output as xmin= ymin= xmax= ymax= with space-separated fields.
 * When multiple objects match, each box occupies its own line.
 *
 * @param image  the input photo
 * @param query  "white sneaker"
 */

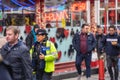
xmin=77 ymin=75 xmax=81 ymax=80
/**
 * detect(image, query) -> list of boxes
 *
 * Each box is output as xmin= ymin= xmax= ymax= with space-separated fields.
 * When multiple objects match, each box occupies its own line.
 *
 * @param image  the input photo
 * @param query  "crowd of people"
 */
xmin=0 ymin=23 xmax=120 ymax=80
xmin=72 ymin=24 xmax=120 ymax=80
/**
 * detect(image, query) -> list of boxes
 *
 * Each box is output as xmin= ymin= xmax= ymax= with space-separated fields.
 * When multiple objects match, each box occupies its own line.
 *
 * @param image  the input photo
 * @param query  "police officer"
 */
xmin=32 ymin=29 xmax=58 ymax=80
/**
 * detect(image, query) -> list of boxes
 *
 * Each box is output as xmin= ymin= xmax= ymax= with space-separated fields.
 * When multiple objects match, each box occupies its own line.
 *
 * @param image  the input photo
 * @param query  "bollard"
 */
xmin=99 ymin=58 xmax=105 ymax=80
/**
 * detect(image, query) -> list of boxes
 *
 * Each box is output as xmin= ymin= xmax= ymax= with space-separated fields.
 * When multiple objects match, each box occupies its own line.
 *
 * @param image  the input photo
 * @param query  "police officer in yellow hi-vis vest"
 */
xmin=30 ymin=29 xmax=58 ymax=80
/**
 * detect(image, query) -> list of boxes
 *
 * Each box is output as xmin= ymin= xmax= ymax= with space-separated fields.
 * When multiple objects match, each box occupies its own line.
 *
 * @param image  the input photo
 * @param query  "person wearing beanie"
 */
xmin=25 ymin=24 xmax=40 ymax=50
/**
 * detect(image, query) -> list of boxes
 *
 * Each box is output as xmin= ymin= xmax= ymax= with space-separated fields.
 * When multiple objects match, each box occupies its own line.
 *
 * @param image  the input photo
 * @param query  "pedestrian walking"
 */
xmin=72 ymin=24 xmax=96 ymax=80
xmin=101 ymin=25 xmax=120 ymax=80
xmin=31 ymin=29 xmax=58 ymax=80
xmin=25 ymin=24 xmax=40 ymax=50
xmin=0 ymin=26 xmax=32 ymax=80
xmin=95 ymin=26 xmax=105 ymax=59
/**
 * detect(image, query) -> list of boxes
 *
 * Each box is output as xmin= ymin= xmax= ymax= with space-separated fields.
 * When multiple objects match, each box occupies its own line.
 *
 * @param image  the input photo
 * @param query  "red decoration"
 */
xmin=0 ymin=26 xmax=3 ymax=32
xmin=49 ymin=37 xmax=55 ymax=43
xmin=64 ymin=29 xmax=69 ymax=38
xmin=57 ymin=51 xmax=62 ymax=60
xmin=25 ymin=25 xmax=31 ymax=34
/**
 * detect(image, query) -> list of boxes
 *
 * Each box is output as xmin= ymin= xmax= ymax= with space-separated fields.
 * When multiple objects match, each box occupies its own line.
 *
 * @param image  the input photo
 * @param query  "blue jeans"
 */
xmin=75 ymin=53 xmax=92 ymax=78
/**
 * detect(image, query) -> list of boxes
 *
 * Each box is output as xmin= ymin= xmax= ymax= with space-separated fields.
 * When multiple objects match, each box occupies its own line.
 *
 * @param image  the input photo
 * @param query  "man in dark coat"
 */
xmin=1 ymin=26 xmax=32 ymax=80
xmin=72 ymin=24 xmax=96 ymax=80
xmin=100 ymin=26 xmax=120 ymax=80
xmin=95 ymin=26 xmax=105 ymax=59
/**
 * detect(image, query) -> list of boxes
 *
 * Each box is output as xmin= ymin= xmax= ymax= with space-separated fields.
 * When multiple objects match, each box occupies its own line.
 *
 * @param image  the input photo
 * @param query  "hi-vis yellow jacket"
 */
xmin=30 ymin=40 xmax=58 ymax=73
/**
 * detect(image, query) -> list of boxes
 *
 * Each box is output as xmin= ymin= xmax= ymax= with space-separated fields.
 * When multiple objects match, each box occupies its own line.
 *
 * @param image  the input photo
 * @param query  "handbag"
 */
xmin=91 ymin=51 xmax=98 ymax=62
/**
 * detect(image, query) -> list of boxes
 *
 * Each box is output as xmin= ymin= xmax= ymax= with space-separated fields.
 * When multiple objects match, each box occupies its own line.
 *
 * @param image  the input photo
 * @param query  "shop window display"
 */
xmin=117 ymin=10 xmax=120 ymax=24
xmin=118 ymin=0 xmax=120 ymax=7
xmin=108 ymin=10 xmax=116 ymax=25
xmin=72 ymin=11 xmax=87 ymax=27
xmin=108 ymin=0 xmax=115 ymax=8
xmin=100 ymin=0 xmax=104 ymax=8
xmin=99 ymin=0 xmax=118 ymax=26
xmin=71 ymin=1 xmax=87 ymax=27
xmin=100 ymin=10 xmax=104 ymax=25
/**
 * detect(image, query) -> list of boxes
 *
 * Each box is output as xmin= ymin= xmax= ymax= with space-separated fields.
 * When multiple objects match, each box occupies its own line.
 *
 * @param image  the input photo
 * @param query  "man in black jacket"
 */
xmin=0 ymin=26 xmax=32 ymax=80
xmin=95 ymin=26 xmax=105 ymax=59
xmin=72 ymin=24 xmax=96 ymax=80
xmin=101 ymin=25 xmax=120 ymax=80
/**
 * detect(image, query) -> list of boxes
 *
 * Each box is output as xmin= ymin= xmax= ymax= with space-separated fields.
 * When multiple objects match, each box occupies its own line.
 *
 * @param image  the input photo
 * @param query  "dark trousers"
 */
xmin=75 ymin=53 xmax=92 ymax=78
xmin=106 ymin=55 xmax=119 ymax=80
xmin=36 ymin=69 xmax=52 ymax=80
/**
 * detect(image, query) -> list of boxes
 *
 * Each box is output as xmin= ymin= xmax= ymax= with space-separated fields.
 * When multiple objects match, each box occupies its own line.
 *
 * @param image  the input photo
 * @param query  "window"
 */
xmin=108 ymin=0 xmax=115 ymax=8
xmin=108 ymin=10 xmax=116 ymax=25
xmin=118 ymin=0 xmax=120 ymax=7
xmin=117 ymin=10 xmax=120 ymax=24
xmin=100 ymin=0 xmax=104 ymax=8
xmin=100 ymin=10 xmax=105 ymax=25
xmin=99 ymin=0 xmax=120 ymax=27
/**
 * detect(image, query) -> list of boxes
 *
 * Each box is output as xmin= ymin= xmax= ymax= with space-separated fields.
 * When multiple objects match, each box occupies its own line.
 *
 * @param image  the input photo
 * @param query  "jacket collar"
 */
xmin=3 ymin=40 xmax=22 ymax=51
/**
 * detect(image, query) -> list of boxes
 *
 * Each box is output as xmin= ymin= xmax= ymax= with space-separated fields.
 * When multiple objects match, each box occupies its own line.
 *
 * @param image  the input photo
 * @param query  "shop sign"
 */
xmin=71 ymin=2 xmax=86 ymax=12
xmin=44 ymin=10 xmax=68 ymax=21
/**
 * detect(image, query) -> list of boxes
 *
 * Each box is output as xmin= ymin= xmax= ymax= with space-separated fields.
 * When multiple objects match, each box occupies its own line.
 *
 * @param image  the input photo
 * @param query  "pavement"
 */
xmin=62 ymin=71 xmax=120 ymax=80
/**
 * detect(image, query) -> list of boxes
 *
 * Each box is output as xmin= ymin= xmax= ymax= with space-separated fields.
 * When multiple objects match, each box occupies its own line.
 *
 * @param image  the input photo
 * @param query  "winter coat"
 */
xmin=1 ymin=41 xmax=32 ymax=80
xmin=31 ymin=40 xmax=58 ymax=73
xmin=72 ymin=32 xmax=96 ymax=54
xmin=95 ymin=34 xmax=105 ymax=54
